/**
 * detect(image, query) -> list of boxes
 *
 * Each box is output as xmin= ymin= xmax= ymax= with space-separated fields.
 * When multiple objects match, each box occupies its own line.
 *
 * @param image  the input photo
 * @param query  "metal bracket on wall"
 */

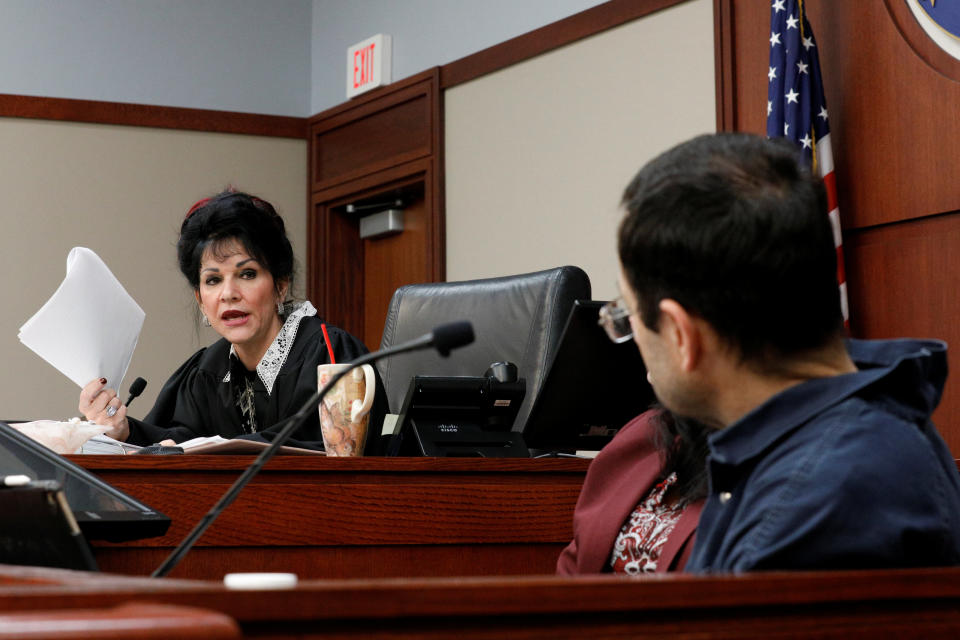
xmin=359 ymin=208 xmax=405 ymax=239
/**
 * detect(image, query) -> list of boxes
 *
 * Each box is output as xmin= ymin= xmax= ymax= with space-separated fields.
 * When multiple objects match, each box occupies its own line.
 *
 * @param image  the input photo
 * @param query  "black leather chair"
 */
xmin=376 ymin=265 xmax=592 ymax=438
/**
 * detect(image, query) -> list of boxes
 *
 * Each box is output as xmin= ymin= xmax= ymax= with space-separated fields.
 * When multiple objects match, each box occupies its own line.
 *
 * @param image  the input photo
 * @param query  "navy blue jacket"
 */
xmin=687 ymin=338 xmax=960 ymax=572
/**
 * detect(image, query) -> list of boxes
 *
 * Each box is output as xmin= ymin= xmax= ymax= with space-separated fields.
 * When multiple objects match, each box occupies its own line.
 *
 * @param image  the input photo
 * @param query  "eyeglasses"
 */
xmin=598 ymin=297 xmax=634 ymax=344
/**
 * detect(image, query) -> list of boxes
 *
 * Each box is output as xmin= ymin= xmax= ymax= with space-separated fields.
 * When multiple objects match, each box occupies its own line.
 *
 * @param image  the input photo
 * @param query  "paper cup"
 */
xmin=317 ymin=363 xmax=375 ymax=456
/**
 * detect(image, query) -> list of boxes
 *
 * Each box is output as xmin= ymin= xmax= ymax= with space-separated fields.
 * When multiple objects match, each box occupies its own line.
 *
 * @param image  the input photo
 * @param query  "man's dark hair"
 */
xmin=618 ymin=133 xmax=843 ymax=365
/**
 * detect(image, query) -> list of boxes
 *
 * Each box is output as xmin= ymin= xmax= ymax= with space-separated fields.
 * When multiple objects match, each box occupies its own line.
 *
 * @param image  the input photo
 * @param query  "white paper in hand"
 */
xmin=18 ymin=247 xmax=145 ymax=390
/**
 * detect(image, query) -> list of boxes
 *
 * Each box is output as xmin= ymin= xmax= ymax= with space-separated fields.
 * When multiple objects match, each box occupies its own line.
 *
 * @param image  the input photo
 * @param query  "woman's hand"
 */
xmin=80 ymin=378 xmax=130 ymax=441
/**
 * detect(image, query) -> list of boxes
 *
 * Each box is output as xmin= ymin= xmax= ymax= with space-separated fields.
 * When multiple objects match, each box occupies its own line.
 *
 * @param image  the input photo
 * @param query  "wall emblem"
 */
xmin=906 ymin=0 xmax=960 ymax=61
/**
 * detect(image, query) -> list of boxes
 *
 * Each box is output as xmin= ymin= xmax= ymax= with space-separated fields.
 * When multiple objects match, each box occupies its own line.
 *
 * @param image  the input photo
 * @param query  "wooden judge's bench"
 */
xmin=1 ymin=455 xmax=960 ymax=638
xmin=72 ymin=455 xmax=589 ymax=580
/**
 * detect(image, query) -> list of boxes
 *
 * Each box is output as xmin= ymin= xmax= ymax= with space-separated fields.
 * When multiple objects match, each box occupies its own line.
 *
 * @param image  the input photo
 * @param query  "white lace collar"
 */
xmin=223 ymin=301 xmax=317 ymax=395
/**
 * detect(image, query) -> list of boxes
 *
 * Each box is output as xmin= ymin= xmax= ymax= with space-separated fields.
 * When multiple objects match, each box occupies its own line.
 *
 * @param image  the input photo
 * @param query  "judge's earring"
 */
xmin=277 ymin=300 xmax=284 ymax=315
xmin=201 ymin=312 xmax=211 ymax=326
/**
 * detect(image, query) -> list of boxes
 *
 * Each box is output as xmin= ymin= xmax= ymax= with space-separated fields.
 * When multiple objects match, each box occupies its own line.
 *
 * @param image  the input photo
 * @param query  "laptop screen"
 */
xmin=521 ymin=300 xmax=656 ymax=452
xmin=0 ymin=421 xmax=170 ymax=543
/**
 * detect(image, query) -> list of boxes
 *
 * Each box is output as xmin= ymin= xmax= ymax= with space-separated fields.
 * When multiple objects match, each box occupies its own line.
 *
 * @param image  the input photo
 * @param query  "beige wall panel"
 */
xmin=0 ymin=118 xmax=306 ymax=422
xmin=445 ymin=0 xmax=715 ymax=299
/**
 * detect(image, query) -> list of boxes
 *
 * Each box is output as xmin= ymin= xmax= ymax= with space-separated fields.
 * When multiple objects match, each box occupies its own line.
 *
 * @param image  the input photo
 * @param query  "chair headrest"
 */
xmin=377 ymin=265 xmax=591 ymax=431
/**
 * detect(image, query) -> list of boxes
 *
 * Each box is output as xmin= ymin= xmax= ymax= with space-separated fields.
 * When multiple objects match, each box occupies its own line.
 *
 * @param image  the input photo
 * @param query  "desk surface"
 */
xmin=70 ymin=455 xmax=591 ymax=580
xmin=3 ymin=564 xmax=960 ymax=639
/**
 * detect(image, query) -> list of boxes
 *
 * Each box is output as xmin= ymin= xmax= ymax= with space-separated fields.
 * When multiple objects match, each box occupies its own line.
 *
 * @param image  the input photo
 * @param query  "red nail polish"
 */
xmin=99 ymin=377 xmax=107 ymax=384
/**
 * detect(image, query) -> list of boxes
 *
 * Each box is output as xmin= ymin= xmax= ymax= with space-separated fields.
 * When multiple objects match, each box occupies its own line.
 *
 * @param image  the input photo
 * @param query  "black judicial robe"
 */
xmin=126 ymin=316 xmax=388 ymax=452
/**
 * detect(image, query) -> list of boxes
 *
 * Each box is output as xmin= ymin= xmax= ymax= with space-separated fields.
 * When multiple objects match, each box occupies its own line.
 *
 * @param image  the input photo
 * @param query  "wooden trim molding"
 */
xmin=713 ymin=0 xmax=735 ymax=132
xmin=440 ymin=0 xmax=692 ymax=89
xmin=308 ymin=68 xmax=438 ymax=122
xmin=308 ymin=70 xmax=439 ymax=192
xmin=0 ymin=94 xmax=307 ymax=139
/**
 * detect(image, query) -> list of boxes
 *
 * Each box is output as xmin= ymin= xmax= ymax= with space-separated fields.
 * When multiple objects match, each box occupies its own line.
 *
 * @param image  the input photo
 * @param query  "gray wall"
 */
xmin=0 ymin=0 xmax=312 ymax=116
xmin=0 ymin=0 xmax=608 ymax=117
xmin=311 ymin=0 xmax=606 ymax=114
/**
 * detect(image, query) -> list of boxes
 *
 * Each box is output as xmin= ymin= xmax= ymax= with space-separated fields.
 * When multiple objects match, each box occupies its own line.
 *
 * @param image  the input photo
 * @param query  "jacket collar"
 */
xmin=223 ymin=301 xmax=317 ymax=395
xmin=707 ymin=338 xmax=947 ymax=466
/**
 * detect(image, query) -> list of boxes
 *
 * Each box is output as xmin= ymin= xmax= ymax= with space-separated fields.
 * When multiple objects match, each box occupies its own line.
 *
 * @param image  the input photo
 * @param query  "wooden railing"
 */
xmin=2 ymin=564 xmax=960 ymax=638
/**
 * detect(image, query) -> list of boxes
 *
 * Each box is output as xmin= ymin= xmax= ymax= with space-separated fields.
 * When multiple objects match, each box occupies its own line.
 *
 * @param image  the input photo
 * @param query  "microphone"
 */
xmin=151 ymin=321 xmax=474 ymax=578
xmin=431 ymin=321 xmax=473 ymax=357
xmin=124 ymin=377 xmax=147 ymax=407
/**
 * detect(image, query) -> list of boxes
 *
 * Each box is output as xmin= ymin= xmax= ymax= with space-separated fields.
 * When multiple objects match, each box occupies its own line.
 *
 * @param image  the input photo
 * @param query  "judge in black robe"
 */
xmin=127 ymin=309 xmax=388 ymax=452
xmin=79 ymin=190 xmax=389 ymax=454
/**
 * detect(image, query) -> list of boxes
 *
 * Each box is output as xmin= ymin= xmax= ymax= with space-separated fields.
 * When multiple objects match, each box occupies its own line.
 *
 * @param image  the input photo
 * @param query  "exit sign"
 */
xmin=346 ymin=34 xmax=392 ymax=99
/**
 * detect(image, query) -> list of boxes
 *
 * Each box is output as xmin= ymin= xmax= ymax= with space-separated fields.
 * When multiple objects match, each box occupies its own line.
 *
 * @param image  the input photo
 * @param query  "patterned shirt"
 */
xmin=610 ymin=472 xmax=687 ymax=574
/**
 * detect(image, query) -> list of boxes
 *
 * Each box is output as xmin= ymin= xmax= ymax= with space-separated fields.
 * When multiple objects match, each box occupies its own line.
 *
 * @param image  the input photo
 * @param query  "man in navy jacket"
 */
xmin=611 ymin=133 xmax=960 ymax=571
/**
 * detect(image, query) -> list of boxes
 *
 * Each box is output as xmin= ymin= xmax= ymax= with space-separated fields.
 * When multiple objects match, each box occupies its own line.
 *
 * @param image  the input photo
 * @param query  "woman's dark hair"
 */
xmin=178 ymin=190 xmax=294 ymax=297
xmin=651 ymin=408 xmax=710 ymax=504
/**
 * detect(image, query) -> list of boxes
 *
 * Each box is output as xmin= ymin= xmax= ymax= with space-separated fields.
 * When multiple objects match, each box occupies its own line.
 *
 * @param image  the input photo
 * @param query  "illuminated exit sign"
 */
xmin=346 ymin=34 xmax=392 ymax=99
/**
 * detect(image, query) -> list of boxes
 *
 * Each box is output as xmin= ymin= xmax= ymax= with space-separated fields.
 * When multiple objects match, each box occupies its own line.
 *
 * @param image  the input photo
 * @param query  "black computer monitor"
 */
xmin=522 ymin=300 xmax=656 ymax=453
xmin=0 ymin=421 xmax=170 ymax=543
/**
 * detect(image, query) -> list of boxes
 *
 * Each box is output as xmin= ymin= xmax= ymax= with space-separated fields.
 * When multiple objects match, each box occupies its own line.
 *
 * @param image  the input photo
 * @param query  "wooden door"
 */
xmin=307 ymin=70 xmax=444 ymax=349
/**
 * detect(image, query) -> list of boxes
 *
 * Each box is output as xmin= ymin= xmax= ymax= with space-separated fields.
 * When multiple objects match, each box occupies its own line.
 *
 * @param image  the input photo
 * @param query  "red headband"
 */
xmin=184 ymin=189 xmax=266 ymax=222
xmin=184 ymin=197 xmax=212 ymax=220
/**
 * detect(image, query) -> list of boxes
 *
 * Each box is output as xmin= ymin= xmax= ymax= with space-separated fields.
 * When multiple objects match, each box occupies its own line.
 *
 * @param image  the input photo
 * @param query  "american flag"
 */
xmin=767 ymin=0 xmax=848 ymax=323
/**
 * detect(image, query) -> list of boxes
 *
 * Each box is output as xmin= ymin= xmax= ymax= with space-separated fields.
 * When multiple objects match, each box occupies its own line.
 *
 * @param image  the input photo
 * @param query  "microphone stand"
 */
xmin=151 ymin=339 xmax=430 ymax=578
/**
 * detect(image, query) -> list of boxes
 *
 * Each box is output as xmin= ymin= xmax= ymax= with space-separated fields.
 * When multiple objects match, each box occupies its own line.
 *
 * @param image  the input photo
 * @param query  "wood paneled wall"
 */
xmin=717 ymin=1 xmax=960 ymax=453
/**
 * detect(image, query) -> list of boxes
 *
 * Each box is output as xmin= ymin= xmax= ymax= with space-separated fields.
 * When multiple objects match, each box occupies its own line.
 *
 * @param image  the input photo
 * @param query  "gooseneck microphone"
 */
xmin=151 ymin=321 xmax=474 ymax=578
xmin=430 ymin=321 xmax=473 ymax=356
xmin=124 ymin=377 xmax=148 ymax=407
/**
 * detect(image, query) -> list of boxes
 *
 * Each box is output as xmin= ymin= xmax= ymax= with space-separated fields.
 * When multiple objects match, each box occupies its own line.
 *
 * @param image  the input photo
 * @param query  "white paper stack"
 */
xmin=18 ymin=247 xmax=145 ymax=391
